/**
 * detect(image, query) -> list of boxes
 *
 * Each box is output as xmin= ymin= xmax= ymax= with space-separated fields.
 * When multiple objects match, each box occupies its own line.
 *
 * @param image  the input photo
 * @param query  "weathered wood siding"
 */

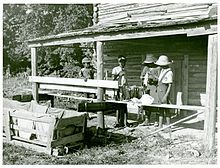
xmin=103 ymin=35 xmax=207 ymax=105
xmin=97 ymin=3 xmax=216 ymax=25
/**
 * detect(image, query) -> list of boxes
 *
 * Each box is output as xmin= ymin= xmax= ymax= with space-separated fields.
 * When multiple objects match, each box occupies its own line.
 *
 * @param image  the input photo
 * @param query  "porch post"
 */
xmin=182 ymin=55 xmax=189 ymax=116
xmin=31 ymin=47 xmax=39 ymax=102
xmin=204 ymin=34 xmax=217 ymax=152
xmin=96 ymin=41 xmax=105 ymax=129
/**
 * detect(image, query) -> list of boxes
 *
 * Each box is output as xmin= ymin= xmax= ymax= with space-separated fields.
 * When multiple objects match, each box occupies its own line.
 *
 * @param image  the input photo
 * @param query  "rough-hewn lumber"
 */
xmin=29 ymin=76 xmax=118 ymax=89
xmin=31 ymin=48 xmax=39 ymax=102
xmin=106 ymin=100 xmax=205 ymax=111
xmin=204 ymin=34 xmax=217 ymax=152
xmin=186 ymin=24 xmax=217 ymax=36
xmin=40 ymin=84 xmax=98 ymax=94
xmin=96 ymin=41 xmax=105 ymax=129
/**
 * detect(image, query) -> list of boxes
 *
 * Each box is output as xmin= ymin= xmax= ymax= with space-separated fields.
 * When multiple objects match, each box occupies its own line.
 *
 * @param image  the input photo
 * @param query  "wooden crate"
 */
xmin=3 ymin=99 xmax=87 ymax=155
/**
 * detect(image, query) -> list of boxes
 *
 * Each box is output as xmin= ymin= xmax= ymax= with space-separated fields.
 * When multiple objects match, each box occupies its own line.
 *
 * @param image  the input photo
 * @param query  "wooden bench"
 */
xmin=29 ymin=76 xmax=119 ymax=104
xmin=106 ymin=99 xmax=205 ymax=122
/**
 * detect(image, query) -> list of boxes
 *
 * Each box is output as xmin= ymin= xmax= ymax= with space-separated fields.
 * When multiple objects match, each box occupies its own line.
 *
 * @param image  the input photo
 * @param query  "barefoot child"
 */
xmin=140 ymin=54 xmax=160 ymax=125
xmin=155 ymin=55 xmax=173 ymax=128
xmin=112 ymin=55 xmax=129 ymax=127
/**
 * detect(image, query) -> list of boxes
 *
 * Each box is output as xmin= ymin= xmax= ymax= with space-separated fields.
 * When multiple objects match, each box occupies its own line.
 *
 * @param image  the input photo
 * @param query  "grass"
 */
xmin=3 ymin=135 xmax=217 ymax=165
xmin=2 ymin=74 xmax=218 ymax=165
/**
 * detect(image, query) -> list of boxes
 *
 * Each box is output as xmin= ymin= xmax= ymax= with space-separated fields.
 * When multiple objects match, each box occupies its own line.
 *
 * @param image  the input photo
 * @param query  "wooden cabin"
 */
xmin=95 ymin=3 xmax=217 ymax=106
xmin=27 ymin=3 xmax=218 ymax=152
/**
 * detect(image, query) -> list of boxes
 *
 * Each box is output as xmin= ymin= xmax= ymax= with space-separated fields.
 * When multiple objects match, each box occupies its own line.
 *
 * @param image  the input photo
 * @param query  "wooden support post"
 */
xmin=182 ymin=55 xmax=189 ymax=116
xmin=204 ymin=34 xmax=217 ymax=153
xmin=5 ymin=109 xmax=12 ymax=142
xmin=96 ymin=41 xmax=105 ymax=129
xmin=31 ymin=47 xmax=39 ymax=102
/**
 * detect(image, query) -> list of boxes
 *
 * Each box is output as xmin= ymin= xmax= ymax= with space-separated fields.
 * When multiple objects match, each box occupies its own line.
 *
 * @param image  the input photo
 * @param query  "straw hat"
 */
xmin=82 ymin=57 xmax=91 ymax=63
xmin=142 ymin=54 xmax=156 ymax=64
xmin=155 ymin=55 xmax=173 ymax=66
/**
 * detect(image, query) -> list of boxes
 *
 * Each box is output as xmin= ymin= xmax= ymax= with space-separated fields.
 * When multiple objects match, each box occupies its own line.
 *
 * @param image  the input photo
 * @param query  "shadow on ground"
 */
xmin=84 ymin=126 xmax=137 ymax=148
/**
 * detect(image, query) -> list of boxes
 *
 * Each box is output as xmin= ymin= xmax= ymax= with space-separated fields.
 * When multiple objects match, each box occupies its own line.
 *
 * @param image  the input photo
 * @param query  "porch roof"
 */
xmin=27 ymin=15 xmax=217 ymax=48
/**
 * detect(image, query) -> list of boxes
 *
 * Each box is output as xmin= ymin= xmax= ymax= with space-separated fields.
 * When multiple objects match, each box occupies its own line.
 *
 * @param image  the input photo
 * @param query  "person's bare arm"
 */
xmin=161 ymin=83 xmax=172 ymax=103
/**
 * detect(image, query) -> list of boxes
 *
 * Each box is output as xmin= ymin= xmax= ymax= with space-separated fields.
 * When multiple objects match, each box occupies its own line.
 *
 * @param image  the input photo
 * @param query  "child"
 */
xmin=155 ymin=55 xmax=173 ymax=128
xmin=112 ymin=55 xmax=129 ymax=127
xmin=140 ymin=54 xmax=160 ymax=126
xmin=79 ymin=57 xmax=95 ymax=81
xmin=112 ymin=55 xmax=128 ymax=100
xmin=79 ymin=57 xmax=95 ymax=98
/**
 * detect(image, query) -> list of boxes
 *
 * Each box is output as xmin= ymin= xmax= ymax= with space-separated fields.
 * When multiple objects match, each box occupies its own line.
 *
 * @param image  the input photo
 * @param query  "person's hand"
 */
xmin=119 ymin=71 xmax=125 ymax=76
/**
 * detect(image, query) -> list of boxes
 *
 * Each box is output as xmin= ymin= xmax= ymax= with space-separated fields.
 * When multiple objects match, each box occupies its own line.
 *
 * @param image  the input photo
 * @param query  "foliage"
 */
xmin=3 ymin=4 xmax=93 ymax=76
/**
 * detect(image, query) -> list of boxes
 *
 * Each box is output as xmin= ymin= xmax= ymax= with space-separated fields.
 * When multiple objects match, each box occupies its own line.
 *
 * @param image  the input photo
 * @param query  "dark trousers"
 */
xmin=115 ymin=103 xmax=128 ymax=127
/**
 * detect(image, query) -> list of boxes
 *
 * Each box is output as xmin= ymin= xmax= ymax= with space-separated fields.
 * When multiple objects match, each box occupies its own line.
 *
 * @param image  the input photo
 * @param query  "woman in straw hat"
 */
xmin=140 ymin=54 xmax=160 ymax=126
xmin=155 ymin=55 xmax=173 ymax=128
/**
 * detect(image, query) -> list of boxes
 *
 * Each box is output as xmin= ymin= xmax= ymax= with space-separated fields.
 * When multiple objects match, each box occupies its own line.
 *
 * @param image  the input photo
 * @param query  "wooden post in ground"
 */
xmin=31 ymin=47 xmax=39 ymax=102
xmin=96 ymin=41 xmax=105 ymax=130
xmin=204 ymin=34 xmax=217 ymax=153
xmin=5 ymin=109 xmax=12 ymax=142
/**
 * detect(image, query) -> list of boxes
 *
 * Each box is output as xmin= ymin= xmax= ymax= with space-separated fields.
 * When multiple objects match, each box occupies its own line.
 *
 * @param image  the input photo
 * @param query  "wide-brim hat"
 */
xmin=155 ymin=55 xmax=173 ymax=66
xmin=142 ymin=54 xmax=156 ymax=64
xmin=82 ymin=57 xmax=91 ymax=63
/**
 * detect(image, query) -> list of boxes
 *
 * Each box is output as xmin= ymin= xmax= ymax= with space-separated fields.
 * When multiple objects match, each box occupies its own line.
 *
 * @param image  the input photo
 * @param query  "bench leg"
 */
xmin=50 ymin=96 xmax=54 ymax=107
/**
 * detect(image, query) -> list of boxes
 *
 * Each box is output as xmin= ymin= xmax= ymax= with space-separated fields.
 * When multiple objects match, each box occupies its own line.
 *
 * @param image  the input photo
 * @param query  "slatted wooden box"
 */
xmin=3 ymin=98 xmax=87 ymax=155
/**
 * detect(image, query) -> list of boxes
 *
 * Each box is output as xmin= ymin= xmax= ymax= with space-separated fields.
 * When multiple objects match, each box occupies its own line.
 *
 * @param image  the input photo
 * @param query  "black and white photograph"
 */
xmin=1 ymin=0 xmax=218 ymax=165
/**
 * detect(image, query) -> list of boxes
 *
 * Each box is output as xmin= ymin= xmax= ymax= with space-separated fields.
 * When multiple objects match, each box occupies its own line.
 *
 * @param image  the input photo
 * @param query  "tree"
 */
xmin=3 ymin=4 xmax=93 ymax=76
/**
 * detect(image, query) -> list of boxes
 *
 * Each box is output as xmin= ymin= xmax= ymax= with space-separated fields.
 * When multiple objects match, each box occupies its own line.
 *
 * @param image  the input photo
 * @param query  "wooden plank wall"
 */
xmin=103 ymin=35 xmax=207 ymax=105
xmin=97 ymin=3 xmax=215 ymax=25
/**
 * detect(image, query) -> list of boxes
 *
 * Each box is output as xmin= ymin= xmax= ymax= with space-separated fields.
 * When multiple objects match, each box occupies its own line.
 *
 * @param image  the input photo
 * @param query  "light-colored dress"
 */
xmin=157 ymin=68 xmax=173 ymax=104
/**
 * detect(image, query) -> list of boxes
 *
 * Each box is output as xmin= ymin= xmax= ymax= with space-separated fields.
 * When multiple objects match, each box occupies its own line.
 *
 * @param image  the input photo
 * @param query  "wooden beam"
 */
xmin=28 ymin=23 xmax=217 ymax=48
xmin=187 ymin=24 xmax=217 ymax=37
xmin=8 ymin=109 xmax=54 ymax=123
xmin=39 ymin=84 xmax=97 ymax=94
xmin=96 ymin=41 xmax=105 ymax=129
xmin=47 ymin=93 xmax=97 ymax=102
xmin=28 ymin=28 xmax=187 ymax=47
xmin=31 ymin=48 xmax=39 ymax=102
xmin=3 ymin=138 xmax=49 ymax=154
xmin=12 ymin=136 xmax=47 ymax=146
xmin=204 ymin=34 xmax=217 ymax=153
xmin=29 ymin=76 xmax=118 ymax=89
xmin=106 ymin=100 xmax=205 ymax=111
